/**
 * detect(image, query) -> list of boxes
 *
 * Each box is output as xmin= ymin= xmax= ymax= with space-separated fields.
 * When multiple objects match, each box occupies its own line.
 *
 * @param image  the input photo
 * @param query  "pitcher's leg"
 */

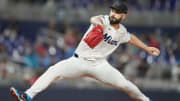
xmin=119 ymin=80 xmax=149 ymax=101
xmin=25 ymin=57 xmax=84 ymax=99
xmin=25 ymin=64 xmax=62 ymax=99
xmin=90 ymin=61 xmax=149 ymax=101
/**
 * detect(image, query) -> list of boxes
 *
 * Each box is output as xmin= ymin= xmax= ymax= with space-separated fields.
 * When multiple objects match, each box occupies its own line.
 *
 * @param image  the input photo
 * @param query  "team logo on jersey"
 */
xmin=103 ymin=33 xmax=118 ymax=46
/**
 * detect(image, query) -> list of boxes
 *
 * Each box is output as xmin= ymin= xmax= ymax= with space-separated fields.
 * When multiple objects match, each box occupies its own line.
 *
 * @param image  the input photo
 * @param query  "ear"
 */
xmin=122 ymin=14 xmax=127 ymax=20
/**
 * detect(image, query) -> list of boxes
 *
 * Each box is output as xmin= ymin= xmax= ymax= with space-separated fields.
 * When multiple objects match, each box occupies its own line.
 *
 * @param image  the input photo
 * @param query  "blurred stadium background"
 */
xmin=0 ymin=0 xmax=180 ymax=101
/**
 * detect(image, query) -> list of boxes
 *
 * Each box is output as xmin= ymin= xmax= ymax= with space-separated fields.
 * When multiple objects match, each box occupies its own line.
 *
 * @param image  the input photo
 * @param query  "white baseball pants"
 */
xmin=25 ymin=56 xmax=149 ymax=101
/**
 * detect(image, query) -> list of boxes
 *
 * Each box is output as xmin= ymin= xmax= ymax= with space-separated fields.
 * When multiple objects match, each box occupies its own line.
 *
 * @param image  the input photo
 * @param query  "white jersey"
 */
xmin=75 ymin=15 xmax=130 ymax=60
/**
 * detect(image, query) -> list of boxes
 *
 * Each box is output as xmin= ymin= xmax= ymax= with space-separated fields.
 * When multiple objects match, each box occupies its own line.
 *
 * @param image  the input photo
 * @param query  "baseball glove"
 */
xmin=83 ymin=24 xmax=104 ymax=48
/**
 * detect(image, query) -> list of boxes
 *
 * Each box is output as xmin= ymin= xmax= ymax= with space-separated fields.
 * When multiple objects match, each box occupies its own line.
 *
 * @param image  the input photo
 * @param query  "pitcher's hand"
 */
xmin=146 ymin=47 xmax=160 ymax=56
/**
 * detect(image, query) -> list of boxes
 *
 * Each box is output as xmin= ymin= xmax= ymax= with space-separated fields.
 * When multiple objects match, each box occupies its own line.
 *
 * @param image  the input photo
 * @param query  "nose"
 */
xmin=110 ymin=10 xmax=115 ymax=15
xmin=111 ymin=11 xmax=115 ymax=16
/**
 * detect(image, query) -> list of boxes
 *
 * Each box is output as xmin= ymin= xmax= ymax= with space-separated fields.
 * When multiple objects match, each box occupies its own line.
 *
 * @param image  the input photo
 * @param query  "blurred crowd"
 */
xmin=0 ymin=17 xmax=180 ymax=87
xmin=111 ymin=31 xmax=180 ymax=81
xmin=0 ymin=0 xmax=180 ymax=89
xmin=8 ymin=0 xmax=180 ymax=12
xmin=0 ymin=18 xmax=82 ymax=85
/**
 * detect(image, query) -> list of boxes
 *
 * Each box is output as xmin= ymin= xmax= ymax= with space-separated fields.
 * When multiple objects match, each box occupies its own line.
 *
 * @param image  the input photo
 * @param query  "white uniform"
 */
xmin=25 ymin=15 xmax=149 ymax=101
xmin=75 ymin=15 xmax=130 ymax=60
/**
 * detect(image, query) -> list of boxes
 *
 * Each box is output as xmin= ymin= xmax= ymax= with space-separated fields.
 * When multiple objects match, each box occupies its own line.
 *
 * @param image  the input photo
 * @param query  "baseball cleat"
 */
xmin=10 ymin=87 xmax=32 ymax=101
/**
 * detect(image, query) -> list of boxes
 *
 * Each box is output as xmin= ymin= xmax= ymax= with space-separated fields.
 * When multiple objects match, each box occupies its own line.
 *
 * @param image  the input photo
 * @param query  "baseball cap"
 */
xmin=110 ymin=0 xmax=128 ymax=14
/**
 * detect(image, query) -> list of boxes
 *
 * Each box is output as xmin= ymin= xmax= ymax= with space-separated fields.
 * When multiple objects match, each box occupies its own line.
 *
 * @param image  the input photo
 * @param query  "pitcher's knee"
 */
xmin=115 ymin=80 xmax=131 ymax=90
xmin=45 ymin=65 xmax=63 ymax=78
xmin=47 ymin=64 xmax=61 ymax=72
xmin=46 ymin=65 xmax=56 ymax=73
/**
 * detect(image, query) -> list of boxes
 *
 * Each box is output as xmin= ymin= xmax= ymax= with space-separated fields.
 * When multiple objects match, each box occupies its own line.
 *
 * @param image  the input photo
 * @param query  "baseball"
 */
xmin=153 ymin=51 xmax=159 ymax=56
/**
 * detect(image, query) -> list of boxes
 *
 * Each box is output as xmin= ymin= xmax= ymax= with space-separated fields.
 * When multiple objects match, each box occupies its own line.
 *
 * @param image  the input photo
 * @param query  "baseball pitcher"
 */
xmin=10 ymin=1 xmax=160 ymax=101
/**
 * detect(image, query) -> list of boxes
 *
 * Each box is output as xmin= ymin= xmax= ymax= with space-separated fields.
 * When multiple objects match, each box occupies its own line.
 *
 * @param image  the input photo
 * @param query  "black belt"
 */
xmin=74 ymin=53 xmax=79 ymax=58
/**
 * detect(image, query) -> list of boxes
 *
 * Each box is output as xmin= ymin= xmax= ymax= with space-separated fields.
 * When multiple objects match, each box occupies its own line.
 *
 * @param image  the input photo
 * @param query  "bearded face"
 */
xmin=109 ymin=9 xmax=126 ymax=25
xmin=109 ymin=15 xmax=123 ymax=25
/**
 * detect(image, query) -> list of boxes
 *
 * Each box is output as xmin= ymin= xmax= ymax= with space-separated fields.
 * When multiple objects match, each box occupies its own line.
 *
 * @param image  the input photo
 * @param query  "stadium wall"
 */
xmin=1 ymin=87 xmax=180 ymax=101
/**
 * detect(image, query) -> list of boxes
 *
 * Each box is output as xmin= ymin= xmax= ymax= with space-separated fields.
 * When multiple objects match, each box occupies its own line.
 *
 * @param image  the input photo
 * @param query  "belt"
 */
xmin=74 ymin=53 xmax=79 ymax=58
xmin=73 ymin=53 xmax=97 ymax=61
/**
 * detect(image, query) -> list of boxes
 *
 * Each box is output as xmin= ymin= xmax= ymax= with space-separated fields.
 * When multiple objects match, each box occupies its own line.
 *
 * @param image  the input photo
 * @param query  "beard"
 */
xmin=109 ymin=16 xmax=122 ymax=25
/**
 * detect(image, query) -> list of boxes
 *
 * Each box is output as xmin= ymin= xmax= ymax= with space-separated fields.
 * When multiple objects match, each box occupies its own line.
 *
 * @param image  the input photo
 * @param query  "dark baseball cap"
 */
xmin=110 ymin=0 xmax=128 ymax=14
